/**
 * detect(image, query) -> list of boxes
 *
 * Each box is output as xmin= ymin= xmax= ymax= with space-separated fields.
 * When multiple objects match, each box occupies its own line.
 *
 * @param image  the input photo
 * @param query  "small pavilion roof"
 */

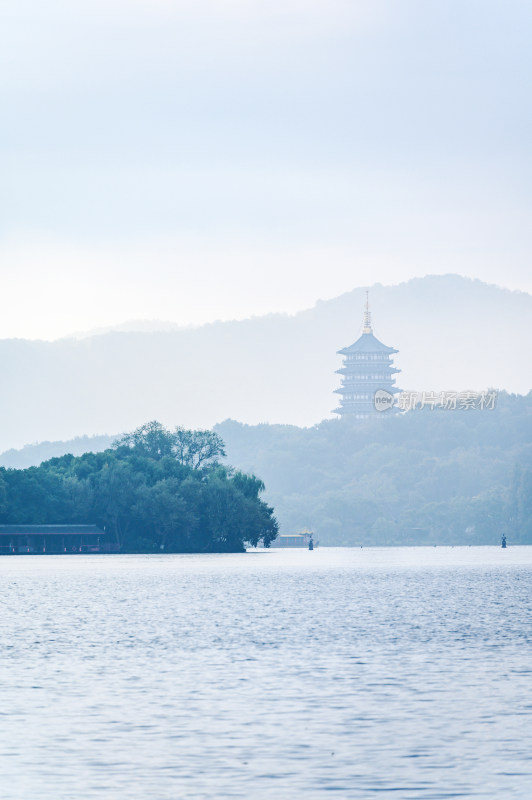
xmin=338 ymin=332 xmax=398 ymax=355
xmin=0 ymin=524 xmax=104 ymax=536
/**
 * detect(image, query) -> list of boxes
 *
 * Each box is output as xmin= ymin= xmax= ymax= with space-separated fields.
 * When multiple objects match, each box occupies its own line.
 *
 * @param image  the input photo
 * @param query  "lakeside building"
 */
xmin=273 ymin=530 xmax=314 ymax=548
xmin=333 ymin=294 xmax=400 ymax=419
xmin=0 ymin=524 xmax=106 ymax=554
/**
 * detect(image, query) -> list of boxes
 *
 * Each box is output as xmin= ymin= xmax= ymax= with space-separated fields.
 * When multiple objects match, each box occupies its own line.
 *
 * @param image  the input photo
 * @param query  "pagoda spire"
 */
xmin=362 ymin=290 xmax=372 ymax=334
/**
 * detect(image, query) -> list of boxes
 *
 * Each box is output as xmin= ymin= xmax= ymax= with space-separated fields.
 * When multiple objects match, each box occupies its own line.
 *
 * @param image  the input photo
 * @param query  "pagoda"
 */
xmin=333 ymin=293 xmax=400 ymax=418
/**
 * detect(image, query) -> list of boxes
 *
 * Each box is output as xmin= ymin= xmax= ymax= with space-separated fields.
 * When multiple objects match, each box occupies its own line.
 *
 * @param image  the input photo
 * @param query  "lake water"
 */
xmin=1 ymin=547 xmax=531 ymax=799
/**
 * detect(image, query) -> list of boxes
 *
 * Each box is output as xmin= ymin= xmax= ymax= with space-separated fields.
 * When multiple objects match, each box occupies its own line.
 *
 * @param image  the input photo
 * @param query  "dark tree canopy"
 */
xmin=0 ymin=423 xmax=277 ymax=553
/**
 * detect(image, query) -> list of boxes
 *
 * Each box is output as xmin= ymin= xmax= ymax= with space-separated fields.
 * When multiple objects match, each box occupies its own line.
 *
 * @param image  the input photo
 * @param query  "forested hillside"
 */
xmin=216 ymin=392 xmax=532 ymax=545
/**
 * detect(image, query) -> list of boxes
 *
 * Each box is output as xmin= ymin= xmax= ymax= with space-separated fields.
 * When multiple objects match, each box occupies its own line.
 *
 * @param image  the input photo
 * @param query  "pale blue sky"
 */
xmin=1 ymin=0 xmax=531 ymax=338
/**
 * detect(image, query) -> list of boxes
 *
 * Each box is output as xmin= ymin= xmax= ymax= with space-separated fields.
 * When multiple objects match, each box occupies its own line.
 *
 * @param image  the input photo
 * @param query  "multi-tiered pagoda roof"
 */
xmin=333 ymin=294 xmax=400 ymax=418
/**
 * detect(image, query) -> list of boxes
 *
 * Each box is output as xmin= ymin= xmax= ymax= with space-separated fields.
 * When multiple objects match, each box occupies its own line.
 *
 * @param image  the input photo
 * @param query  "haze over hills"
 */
xmin=0 ymin=435 xmax=117 ymax=470
xmin=66 ymin=320 xmax=186 ymax=339
xmin=0 ymin=274 xmax=530 ymax=452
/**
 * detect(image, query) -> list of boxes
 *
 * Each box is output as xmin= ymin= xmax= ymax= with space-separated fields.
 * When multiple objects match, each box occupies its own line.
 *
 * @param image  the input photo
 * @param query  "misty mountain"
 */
xmin=1 ymin=274 xmax=530 ymax=451
xmin=0 ymin=434 xmax=116 ymax=470
xmin=66 ymin=320 xmax=185 ymax=339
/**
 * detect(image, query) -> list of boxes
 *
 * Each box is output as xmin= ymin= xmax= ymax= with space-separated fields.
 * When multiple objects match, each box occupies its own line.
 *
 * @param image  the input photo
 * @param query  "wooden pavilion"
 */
xmin=0 ymin=524 xmax=106 ymax=554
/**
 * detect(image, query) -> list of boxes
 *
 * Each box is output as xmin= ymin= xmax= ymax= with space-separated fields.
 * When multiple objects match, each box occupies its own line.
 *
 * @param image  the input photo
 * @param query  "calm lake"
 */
xmin=1 ymin=547 xmax=531 ymax=799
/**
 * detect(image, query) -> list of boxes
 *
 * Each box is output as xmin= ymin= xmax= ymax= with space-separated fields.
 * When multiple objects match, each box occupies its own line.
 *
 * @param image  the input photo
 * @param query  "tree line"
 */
xmin=0 ymin=422 xmax=278 ymax=553
xmin=215 ymin=391 xmax=532 ymax=546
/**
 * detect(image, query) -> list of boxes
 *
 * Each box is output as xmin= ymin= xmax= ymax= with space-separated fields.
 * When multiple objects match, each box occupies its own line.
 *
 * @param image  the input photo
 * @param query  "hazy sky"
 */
xmin=2 ymin=0 xmax=531 ymax=339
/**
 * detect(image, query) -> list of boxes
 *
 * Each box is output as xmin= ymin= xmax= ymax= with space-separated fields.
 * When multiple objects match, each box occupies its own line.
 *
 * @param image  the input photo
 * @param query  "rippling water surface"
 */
xmin=1 ymin=547 xmax=531 ymax=799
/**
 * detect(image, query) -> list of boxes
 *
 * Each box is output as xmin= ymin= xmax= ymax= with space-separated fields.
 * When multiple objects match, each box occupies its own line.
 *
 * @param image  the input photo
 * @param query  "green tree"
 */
xmin=172 ymin=427 xmax=226 ymax=470
xmin=114 ymin=421 xmax=225 ymax=470
xmin=91 ymin=458 xmax=146 ymax=550
xmin=133 ymin=478 xmax=198 ymax=551
xmin=114 ymin=421 xmax=175 ymax=460
xmin=0 ymin=423 xmax=276 ymax=553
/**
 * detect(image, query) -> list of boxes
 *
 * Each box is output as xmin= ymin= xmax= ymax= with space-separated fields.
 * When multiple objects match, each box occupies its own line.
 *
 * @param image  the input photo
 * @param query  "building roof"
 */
xmin=338 ymin=331 xmax=398 ymax=355
xmin=0 ymin=524 xmax=104 ymax=536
